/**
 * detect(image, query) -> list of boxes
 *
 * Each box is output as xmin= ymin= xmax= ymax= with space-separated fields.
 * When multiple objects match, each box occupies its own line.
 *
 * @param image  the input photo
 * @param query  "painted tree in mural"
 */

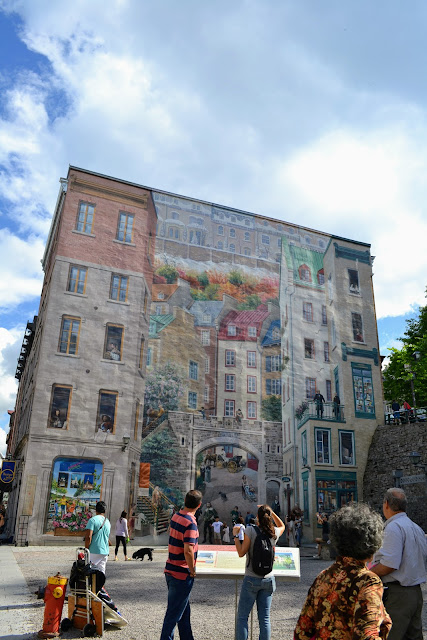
xmin=261 ymin=396 xmax=282 ymax=421
xmin=144 ymin=361 xmax=185 ymax=411
xmin=140 ymin=427 xmax=184 ymax=506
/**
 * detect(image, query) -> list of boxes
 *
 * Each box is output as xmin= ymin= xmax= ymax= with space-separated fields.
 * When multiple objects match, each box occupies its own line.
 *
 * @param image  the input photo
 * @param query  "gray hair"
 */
xmin=329 ymin=503 xmax=384 ymax=560
xmin=384 ymin=488 xmax=407 ymax=512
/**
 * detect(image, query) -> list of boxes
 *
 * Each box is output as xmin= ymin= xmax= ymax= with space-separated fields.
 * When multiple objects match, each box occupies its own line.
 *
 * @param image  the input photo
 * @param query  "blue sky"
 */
xmin=0 ymin=1 xmax=426 ymax=455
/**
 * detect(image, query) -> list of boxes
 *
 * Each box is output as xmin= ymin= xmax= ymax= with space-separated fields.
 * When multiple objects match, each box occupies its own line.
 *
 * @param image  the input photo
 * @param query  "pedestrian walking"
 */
xmin=233 ymin=504 xmax=285 ymax=640
xmin=84 ymin=501 xmax=111 ymax=575
xmin=371 ymin=488 xmax=427 ymax=640
xmin=160 ymin=489 xmax=202 ymax=640
xmin=202 ymin=502 xmax=217 ymax=543
xmin=114 ymin=510 xmax=130 ymax=561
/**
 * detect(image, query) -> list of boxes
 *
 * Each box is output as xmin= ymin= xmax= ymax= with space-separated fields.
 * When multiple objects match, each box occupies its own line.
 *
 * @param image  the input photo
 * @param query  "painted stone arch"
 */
xmin=194 ymin=437 xmax=262 ymax=527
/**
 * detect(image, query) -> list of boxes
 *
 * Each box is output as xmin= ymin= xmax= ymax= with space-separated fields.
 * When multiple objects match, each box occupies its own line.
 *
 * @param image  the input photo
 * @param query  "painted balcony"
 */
xmin=297 ymin=401 xmax=345 ymax=429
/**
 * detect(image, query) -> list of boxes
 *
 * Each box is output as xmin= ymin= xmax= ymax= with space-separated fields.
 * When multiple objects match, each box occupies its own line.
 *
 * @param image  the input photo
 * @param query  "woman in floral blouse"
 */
xmin=294 ymin=503 xmax=392 ymax=640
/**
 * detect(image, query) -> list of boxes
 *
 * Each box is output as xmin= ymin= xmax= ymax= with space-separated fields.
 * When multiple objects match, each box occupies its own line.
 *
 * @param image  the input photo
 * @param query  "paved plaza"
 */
xmin=1 ymin=545 xmax=426 ymax=640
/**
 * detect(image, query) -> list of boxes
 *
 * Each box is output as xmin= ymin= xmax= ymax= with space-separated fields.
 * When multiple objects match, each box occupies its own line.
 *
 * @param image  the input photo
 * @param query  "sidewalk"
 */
xmin=0 ymin=545 xmax=41 ymax=640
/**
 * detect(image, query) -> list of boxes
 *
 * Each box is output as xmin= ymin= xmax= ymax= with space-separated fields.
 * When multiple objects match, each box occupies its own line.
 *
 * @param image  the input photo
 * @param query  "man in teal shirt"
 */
xmin=85 ymin=501 xmax=111 ymax=574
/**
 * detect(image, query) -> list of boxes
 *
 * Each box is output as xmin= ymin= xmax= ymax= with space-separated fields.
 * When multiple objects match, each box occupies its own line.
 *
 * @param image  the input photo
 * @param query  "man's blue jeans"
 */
xmin=160 ymin=573 xmax=195 ymax=640
xmin=236 ymin=575 xmax=276 ymax=640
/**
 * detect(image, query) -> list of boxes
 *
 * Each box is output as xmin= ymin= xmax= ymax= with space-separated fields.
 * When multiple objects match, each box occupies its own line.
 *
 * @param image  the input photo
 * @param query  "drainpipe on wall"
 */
xmin=286 ymin=283 xmax=298 ymax=509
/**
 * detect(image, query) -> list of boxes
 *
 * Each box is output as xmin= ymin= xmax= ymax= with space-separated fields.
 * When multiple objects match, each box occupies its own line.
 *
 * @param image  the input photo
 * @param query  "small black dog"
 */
xmin=218 ymin=491 xmax=228 ymax=501
xmin=132 ymin=547 xmax=154 ymax=562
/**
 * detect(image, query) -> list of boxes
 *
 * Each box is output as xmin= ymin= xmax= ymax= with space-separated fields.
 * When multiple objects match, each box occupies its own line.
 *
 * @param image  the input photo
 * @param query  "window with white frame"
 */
xmin=248 ymin=326 xmax=257 ymax=337
xmin=228 ymin=324 xmax=237 ymax=336
xmin=224 ymin=400 xmax=235 ymax=416
xmin=339 ymin=431 xmax=355 ymax=465
xmin=315 ymin=428 xmax=331 ymax=463
xmin=303 ymin=302 xmax=313 ymax=322
xmin=225 ymin=374 xmax=236 ymax=391
xmin=204 ymin=386 xmax=209 ymax=403
xmin=188 ymin=392 xmax=197 ymax=410
xmin=247 ymin=351 xmax=256 ymax=368
xmin=266 ymin=379 xmax=281 ymax=395
xmin=226 ymin=350 xmax=236 ymax=366
xmin=202 ymin=313 xmax=211 ymax=323
xmin=205 ymin=358 xmax=210 ymax=373
xmin=201 ymin=330 xmax=210 ymax=346
xmin=217 ymin=241 xmax=223 ymax=249
xmin=189 ymin=360 xmax=198 ymax=380
xmin=306 ymin=377 xmax=316 ymax=399
xmin=265 ymin=355 xmax=281 ymax=371
xmin=247 ymin=401 xmax=257 ymax=418
xmin=247 ymin=376 xmax=257 ymax=393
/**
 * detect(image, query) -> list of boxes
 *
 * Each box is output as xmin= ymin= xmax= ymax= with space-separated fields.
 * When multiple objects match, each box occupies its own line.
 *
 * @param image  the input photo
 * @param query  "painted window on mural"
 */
xmin=229 ymin=243 xmax=235 ymax=252
xmin=110 ymin=274 xmax=128 ymax=302
xmin=247 ymin=351 xmax=256 ymax=368
xmin=171 ymin=211 xmax=179 ymax=220
xmin=218 ymin=225 xmax=224 ymax=235
xmin=317 ymin=269 xmax=325 ymax=285
xmin=48 ymin=385 xmax=72 ymax=429
xmin=116 ymin=212 xmax=134 ymax=243
xmin=224 ymin=400 xmax=235 ymax=416
xmin=316 ymin=476 xmax=357 ymax=513
xmin=352 ymin=363 xmax=375 ymax=417
xmin=205 ymin=358 xmax=210 ymax=373
xmin=265 ymin=355 xmax=281 ymax=371
xmin=204 ymin=386 xmax=209 ymax=403
xmin=266 ymin=379 xmax=281 ymax=395
xmin=217 ymin=241 xmax=223 ymax=249
xmin=225 ymin=374 xmax=235 ymax=391
xmin=226 ymin=350 xmax=235 ymax=366
xmin=146 ymin=347 xmax=152 ymax=366
xmin=315 ymin=429 xmax=331 ymax=463
xmin=324 ymin=342 xmax=330 ymax=362
xmin=68 ymin=265 xmax=87 ymax=294
xmin=229 ymin=228 xmax=236 ymax=238
xmin=46 ymin=457 xmax=103 ymax=533
xmin=247 ymin=401 xmax=257 ymax=418
xmin=304 ymin=338 xmax=315 ymax=359
xmin=228 ymin=324 xmax=237 ymax=336
xmin=348 ymin=269 xmax=360 ymax=294
xmin=261 ymin=235 xmax=270 ymax=245
xmin=245 ymin=232 xmax=250 ymax=241
xmin=299 ymin=264 xmax=312 ymax=282
xmin=247 ymin=376 xmax=257 ymax=393
xmin=201 ymin=330 xmax=210 ymax=345
xmin=103 ymin=324 xmax=124 ymax=361
xmin=97 ymin=390 xmax=117 ymax=433
xmin=188 ymin=391 xmax=197 ymax=409
xmin=58 ymin=316 xmax=81 ymax=355
xmin=76 ymin=202 xmax=95 ymax=234
xmin=244 ymin=247 xmax=251 ymax=256
xmin=352 ymin=312 xmax=364 ymax=342
xmin=306 ymin=377 xmax=316 ymax=399
xmin=322 ymin=305 xmax=327 ymax=325
xmin=247 ymin=326 xmax=257 ymax=337
xmin=339 ymin=431 xmax=355 ymax=465
xmin=326 ymin=380 xmax=332 ymax=401
xmin=301 ymin=431 xmax=308 ymax=466
xmin=303 ymin=302 xmax=313 ymax=322
xmin=189 ymin=360 xmax=198 ymax=380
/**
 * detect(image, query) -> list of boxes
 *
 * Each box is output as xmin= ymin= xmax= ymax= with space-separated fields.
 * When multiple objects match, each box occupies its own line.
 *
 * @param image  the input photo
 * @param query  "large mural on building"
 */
xmin=46 ymin=457 xmax=103 ymax=533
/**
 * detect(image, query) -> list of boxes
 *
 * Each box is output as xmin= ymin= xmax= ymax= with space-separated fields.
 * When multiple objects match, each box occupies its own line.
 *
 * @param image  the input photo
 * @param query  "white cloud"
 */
xmin=0 ymin=326 xmax=23 ymax=457
xmin=0 ymin=229 xmax=44 ymax=309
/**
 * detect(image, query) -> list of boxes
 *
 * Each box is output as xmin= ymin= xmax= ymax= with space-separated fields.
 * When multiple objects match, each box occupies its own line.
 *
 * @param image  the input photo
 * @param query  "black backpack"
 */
xmin=250 ymin=525 xmax=274 ymax=576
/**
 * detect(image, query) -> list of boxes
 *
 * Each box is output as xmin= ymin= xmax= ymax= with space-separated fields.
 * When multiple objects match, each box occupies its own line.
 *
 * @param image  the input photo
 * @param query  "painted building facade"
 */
xmin=4 ymin=166 xmax=383 ymax=544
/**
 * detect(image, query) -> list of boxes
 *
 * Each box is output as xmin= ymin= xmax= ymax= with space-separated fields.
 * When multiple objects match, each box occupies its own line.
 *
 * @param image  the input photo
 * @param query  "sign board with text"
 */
xmin=196 ymin=547 xmax=300 ymax=580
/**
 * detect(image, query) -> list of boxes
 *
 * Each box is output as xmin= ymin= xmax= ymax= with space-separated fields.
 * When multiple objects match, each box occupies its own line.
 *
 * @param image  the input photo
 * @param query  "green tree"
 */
xmin=383 ymin=291 xmax=427 ymax=406
xmin=144 ymin=361 xmax=185 ymax=411
xmin=261 ymin=396 xmax=282 ymax=421
xmin=156 ymin=265 xmax=179 ymax=283
xmin=238 ymin=294 xmax=262 ymax=310
xmin=197 ymin=271 xmax=209 ymax=287
xmin=228 ymin=270 xmax=244 ymax=286
xmin=140 ymin=427 xmax=178 ymax=486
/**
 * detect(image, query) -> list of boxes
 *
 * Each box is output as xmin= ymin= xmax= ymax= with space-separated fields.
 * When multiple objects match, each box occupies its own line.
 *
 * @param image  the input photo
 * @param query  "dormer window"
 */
xmin=317 ymin=269 xmax=325 ymax=285
xmin=299 ymin=264 xmax=312 ymax=282
xmin=158 ymin=292 xmax=165 ymax=300
xmin=248 ymin=326 xmax=257 ymax=337
xmin=228 ymin=325 xmax=237 ymax=336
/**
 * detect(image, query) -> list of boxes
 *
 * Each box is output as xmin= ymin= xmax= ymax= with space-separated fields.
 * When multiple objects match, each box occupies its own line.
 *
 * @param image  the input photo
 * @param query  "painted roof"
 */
xmin=149 ymin=314 xmax=175 ymax=338
xmin=152 ymin=284 xmax=178 ymax=301
xmin=282 ymin=239 xmax=325 ymax=289
xmin=190 ymin=301 xmax=224 ymax=326
xmin=262 ymin=319 xmax=281 ymax=346
xmin=218 ymin=305 xmax=270 ymax=340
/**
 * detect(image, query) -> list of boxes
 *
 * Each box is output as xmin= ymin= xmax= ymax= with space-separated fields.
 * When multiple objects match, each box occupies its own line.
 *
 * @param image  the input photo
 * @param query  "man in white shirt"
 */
xmin=212 ymin=517 xmax=223 ymax=544
xmin=372 ymin=488 xmax=427 ymax=640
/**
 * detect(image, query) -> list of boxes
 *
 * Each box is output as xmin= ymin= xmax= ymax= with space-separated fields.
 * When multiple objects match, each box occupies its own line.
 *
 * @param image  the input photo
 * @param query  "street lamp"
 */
xmin=408 ymin=451 xmax=427 ymax=486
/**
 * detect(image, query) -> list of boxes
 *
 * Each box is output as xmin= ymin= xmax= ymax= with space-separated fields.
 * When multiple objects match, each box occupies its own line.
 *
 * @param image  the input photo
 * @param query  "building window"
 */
xmin=247 ymin=401 xmax=257 ymax=418
xmin=322 ymin=305 xmax=327 ymax=325
xmin=146 ymin=347 xmax=152 ymax=366
xmin=67 ymin=265 xmax=87 ymax=294
xmin=171 ymin=211 xmax=179 ymax=220
xmin=168 ymin=227 xmax=174 ymax=238
xmin=348 ymin=269 xmax=360 ymax=294
xmin=225 ymin=374 xmax=236 ymax=391
xmin=204 ymin=386 xmax=209 ymax=403
xmin=351 ymin=312 xmax=364 ymax=342
xmin=244 ymin=232 xmax=250 ymax=241
xmin=317 ymin=269 xmax=325 ymax=285
xmin=339 ymin=431 xmax=355 ymax=465
xmin=228 ymin=324 xmax=237 ymax=336
xmin=202 ymin=313 xmax=211 ymax=323
xmin=261 ymin=235 xmax=270 ymax=245
xmin=104 ymin=324 xmax=124 ymax=361
xmin=189 ymin=360 xmax=198 ymax=381
xmin=324 ymin=342 xmax=330 ymax=362
xmin=217 ymin=241 xmax=223 ymax=250
xmin=306 ymin=377 xmax=316 ymax=399
xmin=58 ymin=316 xmax=81 ymax=355
xmin=265 ymin=355 xmax=281 ymax=371
xmin=299 ymin=264 xmax=312 ymax=282
xmin=97 ymin=390 xmax=118 ymax=433
xmin=226 ymin=350 xmax=236 ymax=366
xmin=277 ymin=238 xmax=281 ymax=248
xmin=326 ymin=380 xmax=332 ymax=401
xmin=155 ymin=305 xmax=163 ymax=315
xmin=76 ymin=202 xmax=95 ymax=234
xmin=266 ymin=379 xmax=281 ymax=395
xmin=248 ymin=326 xmax=257 ymax=338
xmin=218 ymin=225 xmax=224 ymax=235
xmin=116 ymin=212 xmax=134 ymax=243
xmin=158 ymin=292 xmax=165 ymax=300
xmin=188 ymin=392 xmax=197 ymax=410
xmin=301 ymin=430 xmax=307 ymax=467
xmin=229 ymin=243 xmax=235 ymax=252
xmin=315 ymin=428 xmax=331 ymax=464
xmin=304 ymin=338 xmax=315 ymax=359
xmin=303 ymin=302 xmax=313 ymax=322
xmin=247 ymin=376 xmax=257 ymax=393
xmin=205 ymin=358 xmax=210 ymax=373
xmin=247 ymin=351 xmax=256 ymax=368
xmin=229 ymin=228 xmax=236 ymax=238
xmin=48 ymin=384 xmax=72 ymax=429
xmin=224 ymin=400 xmax=235 ymax=416
xmin=201 ymin=330 xmax=210 ymax=346
xmin=110 ymin=274 xmax=128 ymax=302
xmin=139 ymin=338 xmax=145 ymax=369
xmin=352 ymin=363 xmax=375 ymax=417
xmin=244 ymin=247 xmax=251 ymax=256
xmin=272 ymin=326 xmax=280 ymax=340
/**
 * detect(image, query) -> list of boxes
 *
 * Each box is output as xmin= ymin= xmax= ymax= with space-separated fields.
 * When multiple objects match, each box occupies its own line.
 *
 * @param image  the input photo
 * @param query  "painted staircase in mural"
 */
xmin=136 ymin=481 xmax=177 ymax=535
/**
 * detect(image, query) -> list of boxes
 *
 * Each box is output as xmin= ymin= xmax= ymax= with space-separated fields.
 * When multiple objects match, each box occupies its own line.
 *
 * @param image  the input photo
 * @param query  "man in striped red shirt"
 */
xmin=160 ymin=489 xmax=202 ymax=640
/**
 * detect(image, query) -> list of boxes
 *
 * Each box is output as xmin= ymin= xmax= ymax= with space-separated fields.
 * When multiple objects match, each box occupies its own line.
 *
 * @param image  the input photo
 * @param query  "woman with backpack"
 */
xmin=233 ymin=504 xmax=285 ymax=640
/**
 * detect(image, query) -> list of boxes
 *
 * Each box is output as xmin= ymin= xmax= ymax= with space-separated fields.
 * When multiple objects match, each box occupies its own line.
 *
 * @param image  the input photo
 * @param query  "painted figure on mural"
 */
xmin=50 ymin=409 xmax=65 ymax=429
xmin=99 ymin=414 xmax=114 ymax=433
xmin=236 ymin=409 xmax=243 ymax=424
xmin=333 ymin=393 xmax=340 ymax=419
xmin=313 ymin=390 xmax=325 ymax=419
xmin=105 ymin=340 xmax=121 ymax=361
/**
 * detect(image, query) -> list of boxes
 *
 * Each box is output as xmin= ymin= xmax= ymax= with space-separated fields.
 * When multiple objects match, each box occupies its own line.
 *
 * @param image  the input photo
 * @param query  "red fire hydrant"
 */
xmin=38 ymin=573 xmax=68 ymax=638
